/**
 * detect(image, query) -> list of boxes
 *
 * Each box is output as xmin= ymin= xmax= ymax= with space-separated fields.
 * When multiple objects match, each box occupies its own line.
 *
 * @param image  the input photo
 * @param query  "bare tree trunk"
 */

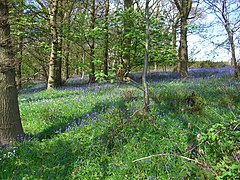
xmin=174 ymin=0 xmax=192 ymax=78
xmin=63 ymin=42 xmax=70 ymax=80
xmin=0 ymin=1 xmax=24 ymax=145
xmin=123 ymin=0 xmax=133 ymax=76
xmin=89 ymin=0 xmax=96 ymax=83
xmin=104 ymin=0 xmax=109 ymax=77
xmin=172 ymin=17 xmax=180 ymax=72
xmin=55 ymin=0 xmax=63 ymax=87
xmin=47 ymin=0 xmax=59 ymax=90
xmin=222 ymin=8 xmax=239 ymax=77
xmin=179 ymin=16 xmax=188 ymax=78
xmin=227 ymin=29 xmax=238 ymax=77
xmin=143 ymin=0 xmax=150 ymax=113
xmin=63 ymin=0 xmax=75 ymax=81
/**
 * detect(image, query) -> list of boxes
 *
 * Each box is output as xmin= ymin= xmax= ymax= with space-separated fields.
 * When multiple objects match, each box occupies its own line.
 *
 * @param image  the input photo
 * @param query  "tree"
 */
xmin=123 ymin=0 xmax=133 ymax=76
xmin=12 ymin=0 xmax=25 ymax=89
xmin=173 ymin=0 xmax=193 ymax=78
xmin=47 ymin=0 xmax=59 ymax=89
xmin=89 ymin=0 xmax=96 ymax=83
xmin=104 ymin=0 xmax=109 ymax=77
xmin=63 ymin=0 xmax=76 ymax=81
xmin=143 ymin=0 xmax=150 ymax=112
xmin=0 ymin=0 xmax=24 ymax=145
xmin=55 ymin=0 xmax=63 ymax=86
xmin=203 ymin=0 xmax=240 ymax=77
xmin=161 ymin=0 xmax=180 ymax=71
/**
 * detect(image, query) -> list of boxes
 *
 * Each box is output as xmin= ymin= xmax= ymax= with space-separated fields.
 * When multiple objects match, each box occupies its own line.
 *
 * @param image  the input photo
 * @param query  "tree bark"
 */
xmin=104 ymin=0 xmax=109 ymax=77
xmin=179 ymin=16 xmax=189 ymax=78
xmin=174 ymin=0 xmax=192 ymax=78
xmin=221 ymin=1 xmax=239 ymax=77
xmin=63 ymin=0 xmax=75 ymax=81
xmin=55 ymin=0 xmax=63 ymax=87
xmin=63 ymin=42 xmax=70 ymax=80
xmin=143 ymin=0 xmax=150 ymax=113
xmin=47 ymin=0 xmax=59 ymax=90
xmin=226 ymin=28 xmax=238 ymax=77
xmin=0 ymin=1 xmax=24 ymax=145
xmin=89 ymin=0 xmax=96 ymax=83
xmin=123 ymin=0 xmax=133 ymax=76
xmin=172 ymin=18 xmax=180 ymax=72
xmin=15 ymin=44 xmax=22 ymax=89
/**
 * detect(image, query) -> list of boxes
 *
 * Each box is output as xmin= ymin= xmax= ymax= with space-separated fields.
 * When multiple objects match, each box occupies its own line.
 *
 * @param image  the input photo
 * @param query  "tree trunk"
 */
xmin=143 ymin=0 xmax=150 ymax=113
xmin=0 ymin=1 xmax=24 ymax=145
xmin=104 ymin=0 xmax=109 ymax=77
xmin=223 ymin=14 xmax=239 ymax=77
xmin=63 ymin=0 xmax=74 ymax=81
xmin=89 ymin=0 xmax=96 ymax=83
xmin=123 ymin=0 xmax=133 ymax=76
xmin=179 ymin=16 xmax=188 ymax=78
xmin=63 ymin=42 xmax=70 ymax=80
xmin=47 ymin=0 xmax=59 ymax=90
xmin=227 ymin=30 xmax=238 ymax=77
xmin=55 ymin=0 xmax=63 ymax=87
xmin=174 ymin=0 xmax=192 ymax=79
xmin=172 ymin=18 xmax=180 ymax=72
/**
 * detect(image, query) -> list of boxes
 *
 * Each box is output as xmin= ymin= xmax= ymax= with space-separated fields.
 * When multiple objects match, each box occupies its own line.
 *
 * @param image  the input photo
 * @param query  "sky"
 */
xmin=188 ymin=31 xmax=231 ymax=62
xmin=188 ymin=2 xmax=240 ymax=62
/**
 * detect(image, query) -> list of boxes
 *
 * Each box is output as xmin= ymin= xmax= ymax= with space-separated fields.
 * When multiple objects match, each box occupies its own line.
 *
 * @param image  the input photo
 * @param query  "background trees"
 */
xmin=203 ymin=0 xmax=240 ymax=77
xmin=8 ymin=0 xmax=181 ymax=85
xmin=4 ymin=0 xmax=239 ymax=86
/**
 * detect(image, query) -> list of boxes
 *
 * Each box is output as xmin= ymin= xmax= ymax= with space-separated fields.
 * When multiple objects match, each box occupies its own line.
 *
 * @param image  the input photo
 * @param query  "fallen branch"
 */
xmin=132 ymin=153 xmax=218 ymax=177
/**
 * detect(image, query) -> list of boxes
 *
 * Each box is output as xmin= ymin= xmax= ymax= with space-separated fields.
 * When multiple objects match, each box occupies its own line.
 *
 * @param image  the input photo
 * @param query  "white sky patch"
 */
xmin=188 ymin=34 xmax=230 ymax=62
xmin=187 ymin=14 xmax=234 ymax=62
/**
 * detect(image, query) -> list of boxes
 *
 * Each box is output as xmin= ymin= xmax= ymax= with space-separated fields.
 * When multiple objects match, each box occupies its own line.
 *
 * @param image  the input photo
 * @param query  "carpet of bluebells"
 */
xmin=1 ymin=67 xmax=239 ymax=179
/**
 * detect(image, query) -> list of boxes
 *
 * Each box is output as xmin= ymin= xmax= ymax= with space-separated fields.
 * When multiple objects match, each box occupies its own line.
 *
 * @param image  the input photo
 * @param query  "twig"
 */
xmin=184 ymin=140 xmax=205 ymax=156
xmin=132 ymin=153 xmax=218 ymax=177
xmin=233 ymin=122 xmax=239 ymax=131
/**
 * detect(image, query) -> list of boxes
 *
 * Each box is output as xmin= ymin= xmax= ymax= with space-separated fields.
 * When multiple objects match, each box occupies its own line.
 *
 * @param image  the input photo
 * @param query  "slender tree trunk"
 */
xmin=123 ymin=0 xmax=133 ymax=76
xmin=0 ymin=1 xmax=24 ymax=145
xmin=224 ymin=18 xmax=239 ymax=77
xmin=143 ymin=0 xmax=150 ymax=113
xmin=63 ymin=42 xmax=70 ymax=80
xmin=63 ymin=0 xmax=74 ymax=81
xmin=89 ymin=0 xmax=96 ymax=83
xmin=55 ymin=0 xmax=63 ymax=87
xmin=104 ymin=0 xmax=109 ymax=77
xmin=227 ymin=30 xmax=238 ymax=77
xmin=40 ymin=60 xmax=48 ymax=82
xmin=47 ymin=0 xmax=59 ymax=90
xmin=172 ymin=18 xmax=180 ymax=72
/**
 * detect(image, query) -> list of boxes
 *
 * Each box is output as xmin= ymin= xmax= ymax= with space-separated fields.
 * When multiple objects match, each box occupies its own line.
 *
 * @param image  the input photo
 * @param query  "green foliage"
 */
xmin=199 ymin=120 xmax=240 ymax=179
xmin=122 ymin=88 xmax=139 ymax=102
xmin=189 ymin=61 xmax=229 ymax=69
xmin=185 ymin=93 xmax=206 ymax=114
xmin=1 ymin=74 xmax=237 ymax=179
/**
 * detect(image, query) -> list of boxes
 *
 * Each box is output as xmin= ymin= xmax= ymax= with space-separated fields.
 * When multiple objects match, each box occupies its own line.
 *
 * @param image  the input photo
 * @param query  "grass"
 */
xmin=1 ymin=67 xmax=239 ymax=179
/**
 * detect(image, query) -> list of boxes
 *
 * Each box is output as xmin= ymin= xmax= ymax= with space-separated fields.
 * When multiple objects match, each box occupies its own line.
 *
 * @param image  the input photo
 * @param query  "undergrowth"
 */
xmin=0 ymin=71 xmax=239 ymax=179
